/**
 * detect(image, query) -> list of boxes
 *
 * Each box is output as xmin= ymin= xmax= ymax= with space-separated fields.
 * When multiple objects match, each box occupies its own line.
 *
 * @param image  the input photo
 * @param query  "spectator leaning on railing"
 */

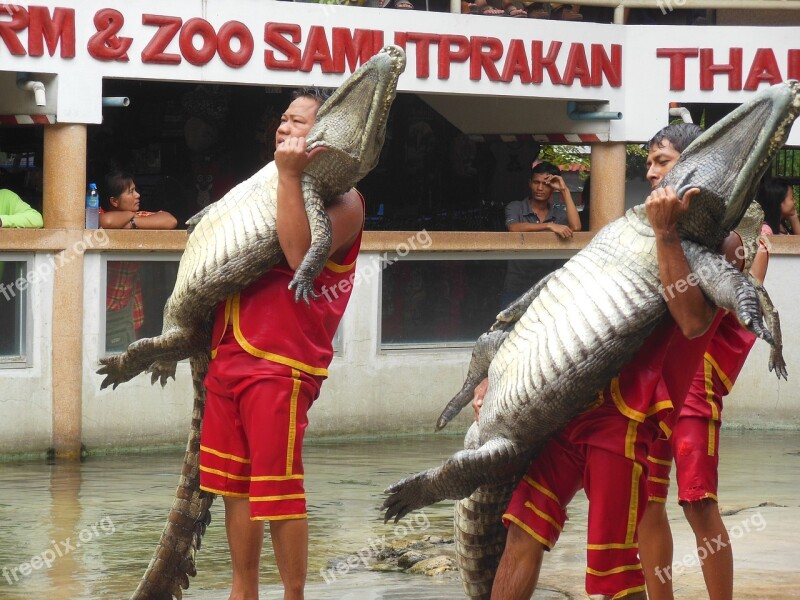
xmin=99 ymin=170 xmax=177 ymax=352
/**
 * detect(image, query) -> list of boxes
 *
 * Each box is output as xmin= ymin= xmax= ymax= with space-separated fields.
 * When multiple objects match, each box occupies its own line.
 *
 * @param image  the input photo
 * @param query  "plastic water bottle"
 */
xmin=85 ymin=182 xmax=99 ymax=229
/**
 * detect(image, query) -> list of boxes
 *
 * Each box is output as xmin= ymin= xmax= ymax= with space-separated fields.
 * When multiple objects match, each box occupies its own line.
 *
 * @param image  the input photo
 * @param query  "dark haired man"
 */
xmin=198 ymin=88 xmax=364 ymax=600
xmin=501 ymin=160 xmax=582 ymax=305
xmin=505 ymin=160 xmax=582 ymax=238
xmin=639 ymin=123 xmax=768 ymax=600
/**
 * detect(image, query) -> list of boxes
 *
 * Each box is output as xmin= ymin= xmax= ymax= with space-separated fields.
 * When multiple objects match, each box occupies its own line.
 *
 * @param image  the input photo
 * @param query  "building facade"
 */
xmin=1 ymin=0 xmax=799 ymax=458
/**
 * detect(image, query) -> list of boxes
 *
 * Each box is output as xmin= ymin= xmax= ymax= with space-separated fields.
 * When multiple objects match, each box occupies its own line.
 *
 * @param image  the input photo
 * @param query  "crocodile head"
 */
xmin=305 ymin=45 xmax=406 ymax=197
xmin=661 ymin=80 xmax=800 ymax=249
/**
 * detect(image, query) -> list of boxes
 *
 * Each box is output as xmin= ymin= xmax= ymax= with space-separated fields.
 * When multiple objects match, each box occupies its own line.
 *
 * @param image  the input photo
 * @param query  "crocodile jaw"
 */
xmin=306 ymin=45 xmax=406 ymax=186
xmin=664 ymin=81 xmax=800 ymax=244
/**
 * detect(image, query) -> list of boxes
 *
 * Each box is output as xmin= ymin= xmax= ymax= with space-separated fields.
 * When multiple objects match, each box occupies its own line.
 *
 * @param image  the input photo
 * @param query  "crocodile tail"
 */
xmin=130 ymin=355 xmax=216 ymax=600
xmin=454 ymin=481 xmax=516 ymax=600
xmin=453 ymin=424 xmax=527 ymax=599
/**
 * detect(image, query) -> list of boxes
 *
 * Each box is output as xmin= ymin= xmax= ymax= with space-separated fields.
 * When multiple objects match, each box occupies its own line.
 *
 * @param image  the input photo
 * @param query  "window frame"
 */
xmin=377 ymin=250 xmax=576 ymax=352
xmin=0 ymin=253 xmax=34 ymax=368
xmin=100 ymin=252 xmax=182 ymax=357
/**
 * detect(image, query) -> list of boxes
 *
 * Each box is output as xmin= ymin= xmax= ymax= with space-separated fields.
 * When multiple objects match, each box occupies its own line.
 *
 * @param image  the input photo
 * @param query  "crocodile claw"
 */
xmin=744 ymin=316 xmax=774 ymax=347
xmin=148 ymin=360 xmax=178 ymax=387
xmin=97 ymin=356 xmax=127 ymax=391
xmin=288 ymin=277 xmax=320 ymax=304
xmin=383 ymin=469 xmax=438 ymax=524
xmin=769 ymin=348 xmax=788 ymax=380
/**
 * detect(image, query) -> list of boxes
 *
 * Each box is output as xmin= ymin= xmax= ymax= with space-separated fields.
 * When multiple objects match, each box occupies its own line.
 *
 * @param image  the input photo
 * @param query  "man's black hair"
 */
xmin=291 ymin=87 xmax=334 ymax=105
xmin=647 ymin=123 xmax=703 ymax=154
xmin=530 ymin=161 xmax=561 ymax=179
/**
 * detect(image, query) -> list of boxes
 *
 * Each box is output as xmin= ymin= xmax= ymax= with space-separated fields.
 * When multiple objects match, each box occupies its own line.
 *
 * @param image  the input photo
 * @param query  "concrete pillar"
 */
xmin=44 ymin=124 xmax=87 ymax=460
xmin=589 ymin=142 xmax=627 ymax=231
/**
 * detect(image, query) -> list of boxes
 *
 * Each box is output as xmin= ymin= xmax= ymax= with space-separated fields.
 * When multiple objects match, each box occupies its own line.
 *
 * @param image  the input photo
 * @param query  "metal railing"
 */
xmin=450 ymin=0 xmax=800 ymax=21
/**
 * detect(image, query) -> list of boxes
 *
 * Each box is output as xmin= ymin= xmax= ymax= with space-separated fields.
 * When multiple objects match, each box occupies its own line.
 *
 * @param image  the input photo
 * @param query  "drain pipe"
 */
xmin=102 ymin=97 xmax=130 ymax=107
xmin=669 ymin=106 xmax=693 ymax=123
xmin=17 ymin=72 xmax=46 ymax=106
xmin=567 ymin=101 xmax=622 ymax=120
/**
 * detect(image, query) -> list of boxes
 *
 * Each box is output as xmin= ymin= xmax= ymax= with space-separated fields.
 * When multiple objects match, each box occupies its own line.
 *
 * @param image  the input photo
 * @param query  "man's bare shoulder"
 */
xmin=329 ymin=188 xmax=364 ymax=217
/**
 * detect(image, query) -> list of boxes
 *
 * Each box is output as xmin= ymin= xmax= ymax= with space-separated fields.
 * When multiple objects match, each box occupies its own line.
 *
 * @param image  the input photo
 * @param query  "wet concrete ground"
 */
xmin=0 ymin=429 xmax=797 ymax=598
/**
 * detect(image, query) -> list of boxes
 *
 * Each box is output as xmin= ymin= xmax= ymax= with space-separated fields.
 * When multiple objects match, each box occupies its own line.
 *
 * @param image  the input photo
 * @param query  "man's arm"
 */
xmin=646 ymin=186 xmax=715 ymax=338
xmin=546 ymin=174 xmax=581 ymax=232
xmin=99 ymin=210 xmax=178 ymax=230
xmin=508 ymin=221 xmax=569 ymax=234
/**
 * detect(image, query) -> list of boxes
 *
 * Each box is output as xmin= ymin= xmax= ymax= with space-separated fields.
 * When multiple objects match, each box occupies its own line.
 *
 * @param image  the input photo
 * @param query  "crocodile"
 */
xmin=383 ymin=81 xmax=799 ymax=598
xmin=116 ymin=46 xmax=406 ymax=600
xmin=98 ymin=44 xmax=406 ymax=391
xmin=449 ymin=201 xmax=781 ymax=599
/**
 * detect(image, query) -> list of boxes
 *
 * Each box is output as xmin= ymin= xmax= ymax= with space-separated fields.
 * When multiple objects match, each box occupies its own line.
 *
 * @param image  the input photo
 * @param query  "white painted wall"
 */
xmin=724 ymin=254 xmax=800 ymax=429
xmin=0 ymin=253 xmax=54 ymax=454
xmin=1 ymin=249 xmax=797 ymax=455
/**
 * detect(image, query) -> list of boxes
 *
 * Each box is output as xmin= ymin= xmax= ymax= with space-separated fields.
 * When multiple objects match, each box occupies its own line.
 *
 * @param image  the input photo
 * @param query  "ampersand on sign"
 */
xmin=87 ymin=9 xmax=132 ymax=61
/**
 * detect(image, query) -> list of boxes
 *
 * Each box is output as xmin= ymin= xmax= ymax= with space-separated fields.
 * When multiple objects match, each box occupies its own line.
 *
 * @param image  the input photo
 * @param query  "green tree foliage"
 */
xmin=540 ymin=144 xmax=650 ymax=181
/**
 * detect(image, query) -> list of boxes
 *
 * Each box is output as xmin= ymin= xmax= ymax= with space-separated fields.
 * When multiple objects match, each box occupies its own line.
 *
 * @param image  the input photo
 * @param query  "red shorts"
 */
xmin=673 ymin=415 xmax=720 ymax=503
xmin=646 ymin=436 xmax=673 ymax=503
xmin=199 ymin=333 xmax=322 ymax=520
xmin=503 ymin=401 xmax=655 ymax=598
xmin=645 ymin=416 xmax=720 ymax=504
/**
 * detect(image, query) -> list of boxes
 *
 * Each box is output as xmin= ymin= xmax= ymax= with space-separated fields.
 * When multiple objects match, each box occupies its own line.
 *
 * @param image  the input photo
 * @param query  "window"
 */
xmin=0 ymin=257 xmax=31 ymax=365
xmin=380 ymin=257 xmax=567 ymax=349
xmin=102 ymin=256 xmax=180 ymax=355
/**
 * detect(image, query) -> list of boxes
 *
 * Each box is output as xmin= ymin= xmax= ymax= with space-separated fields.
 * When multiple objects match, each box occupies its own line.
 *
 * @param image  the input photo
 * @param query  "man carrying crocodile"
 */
xmin=384 ymin=82 xmax=792 ymax=600
xmin=487 ymin=124 xmax=757 ymax=600
xmin=638 ymin=127 xmax=770 ymax=600
xmin=197 ymin=87 xmax=365 ymax=600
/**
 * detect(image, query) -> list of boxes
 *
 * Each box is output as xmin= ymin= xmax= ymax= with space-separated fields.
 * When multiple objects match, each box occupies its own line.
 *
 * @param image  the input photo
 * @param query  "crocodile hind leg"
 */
xmin=383 ymin=436 xmax=531 ymax=523
xmin=492 ymin=272 xmax=553 ymax=329
xmin=98 ymin=327 xmax=195 ymax=390
xmin=130 ymin=356 xmax=216 ymax=600
xmin=437 ymin=273 xmax=554 ymax=432
xmin=750 ymin=275 xmax=787 ymax=379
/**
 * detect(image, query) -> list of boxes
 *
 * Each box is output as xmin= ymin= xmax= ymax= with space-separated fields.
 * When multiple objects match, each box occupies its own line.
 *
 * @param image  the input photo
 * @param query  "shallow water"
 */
xmin=0 ymin=430 xmax=798 ymax=599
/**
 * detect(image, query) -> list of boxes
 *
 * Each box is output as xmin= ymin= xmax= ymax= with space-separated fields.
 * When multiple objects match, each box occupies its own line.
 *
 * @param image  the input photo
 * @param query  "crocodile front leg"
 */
xmin=383 ymin=437 xmax=532 ymax=523
xmin=682 ymin=242 xmax=774 ymax=345
xmin=287 ymin=175 xmax=333 ymax=304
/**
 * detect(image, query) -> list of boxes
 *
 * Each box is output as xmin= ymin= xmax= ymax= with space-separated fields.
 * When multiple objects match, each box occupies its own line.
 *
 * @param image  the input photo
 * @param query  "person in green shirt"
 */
xmin=0 ymin=188 xmax=43 ymax=228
